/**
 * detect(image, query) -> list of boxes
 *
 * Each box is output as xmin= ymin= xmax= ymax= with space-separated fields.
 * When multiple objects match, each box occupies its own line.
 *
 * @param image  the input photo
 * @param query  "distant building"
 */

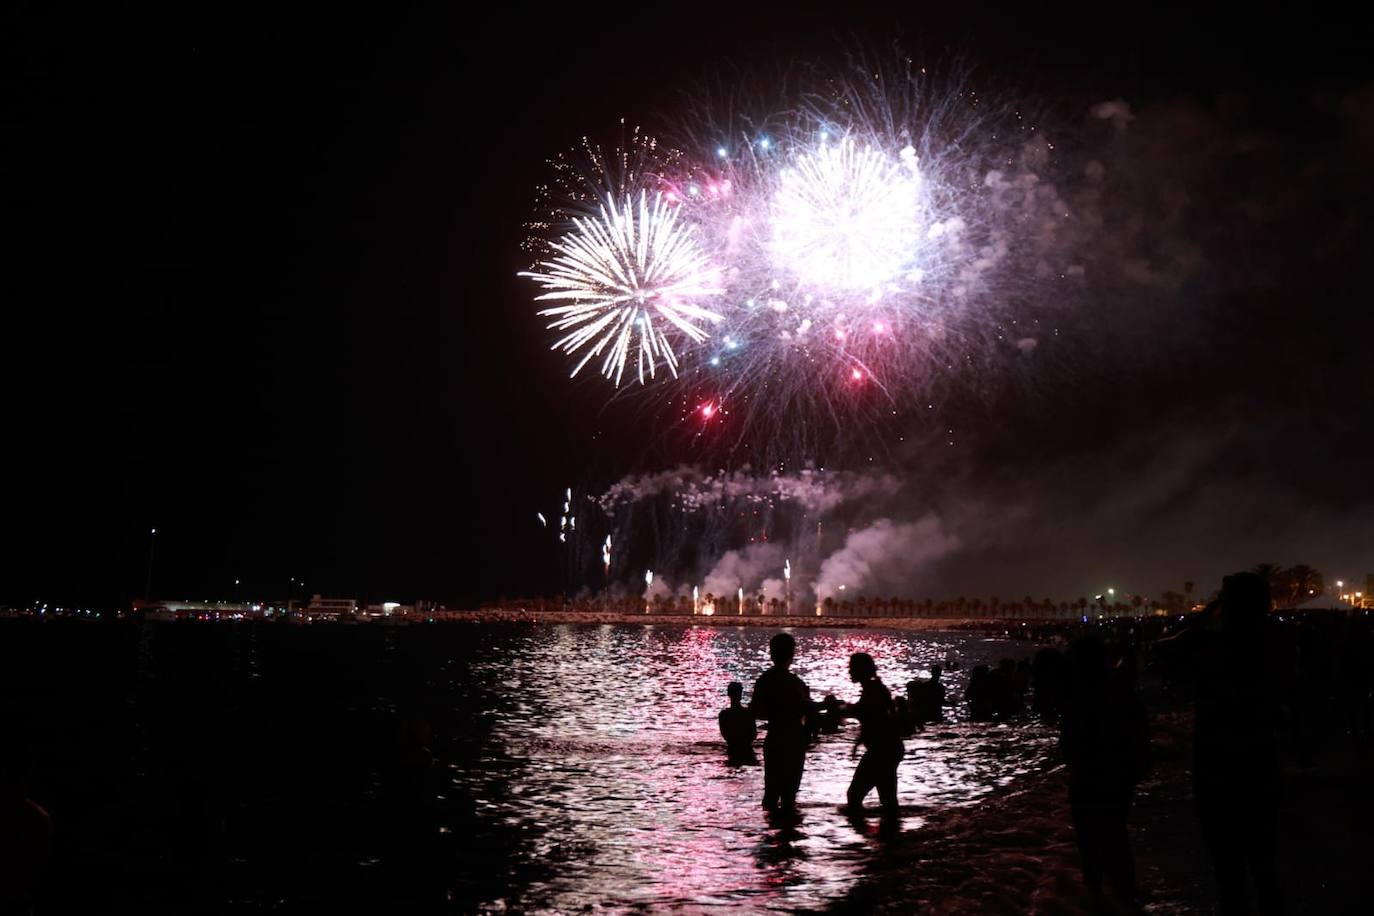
xmin=128 ymin=596 xmax=431 ymax=622
xmin=364 ymin=601 xmax=413 ymax=617
xmin=305 ymin=594 xmax=358 ymax=619
xmin=131 ymin=598 xmax=268 ymax=619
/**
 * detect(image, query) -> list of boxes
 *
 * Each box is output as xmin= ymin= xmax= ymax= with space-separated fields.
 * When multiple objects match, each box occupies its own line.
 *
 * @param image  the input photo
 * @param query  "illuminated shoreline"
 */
xmin=445 ymin=609 xmax=1021 ymax=629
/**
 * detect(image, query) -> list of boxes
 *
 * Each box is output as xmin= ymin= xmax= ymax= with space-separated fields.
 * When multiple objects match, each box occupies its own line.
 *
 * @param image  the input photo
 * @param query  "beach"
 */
xmin=827 ymin=708 xmax=1373 ymax=914
xmin=5 ymin=614 xmax=1367 ymax=913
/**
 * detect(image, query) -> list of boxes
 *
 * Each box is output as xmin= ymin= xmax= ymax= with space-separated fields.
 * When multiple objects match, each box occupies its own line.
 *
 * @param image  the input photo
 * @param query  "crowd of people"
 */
xmin=718 ymin=572 xmax=1374 ymax=914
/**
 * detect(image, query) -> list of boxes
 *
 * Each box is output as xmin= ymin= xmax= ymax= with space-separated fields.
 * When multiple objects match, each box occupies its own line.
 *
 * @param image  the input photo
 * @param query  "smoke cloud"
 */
xmin=813 ymin=516 xmax=960 ymax=602
xmin=701 ymin=541 xmax=786 ymax=600
xmin=587 ymin=83 xmax=1374 ymax=605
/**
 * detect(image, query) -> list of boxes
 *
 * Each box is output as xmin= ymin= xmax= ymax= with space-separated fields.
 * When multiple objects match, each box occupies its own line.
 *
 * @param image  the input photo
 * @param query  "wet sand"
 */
xmin=821 ymin=712 xmax=1205 ymax=915
xmin=826 ymin=709 xmax=1372 ymax=914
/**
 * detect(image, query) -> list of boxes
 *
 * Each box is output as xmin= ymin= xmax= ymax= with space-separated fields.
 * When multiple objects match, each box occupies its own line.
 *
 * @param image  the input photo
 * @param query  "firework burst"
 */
xmin=769 ymin=136 xmax=924 ymax=292
xmin=520 ymin=54 xmax=1060 ymax=458
xmin=521 ymin=191 xmax=725 ymax=386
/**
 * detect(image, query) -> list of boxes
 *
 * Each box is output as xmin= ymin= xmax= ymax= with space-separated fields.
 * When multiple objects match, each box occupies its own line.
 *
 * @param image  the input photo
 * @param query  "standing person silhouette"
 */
xmin=750 ymin=633 xmax=811 ymax=812
xmin=1060 ymin=634 xmax=1149 ymax=908
xmin=1158 ymin=572 xmax=1285 ymax=915
xmin=840 ymin=652 xmax=904 ymax=814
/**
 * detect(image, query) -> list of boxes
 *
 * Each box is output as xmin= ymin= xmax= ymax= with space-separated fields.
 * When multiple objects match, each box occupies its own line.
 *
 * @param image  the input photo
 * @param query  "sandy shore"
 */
xmin=821 ymin=712 xmax=1204 ymax=915
xmin=825 ymin=707 xmax=1371 ymax=914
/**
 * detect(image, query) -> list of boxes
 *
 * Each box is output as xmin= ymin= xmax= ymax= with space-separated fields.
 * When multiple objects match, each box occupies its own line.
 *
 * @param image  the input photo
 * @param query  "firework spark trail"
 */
xmin=597 ymin=465 xmax=900 ymax=515
xmin=580 ymin=464 xmax=965 ymax=608
xmin=521 ymin=55 xmax=1071 ymax=462
xmin=582 ymin=465 xmax=902 ymax=604
xmin=521 ymin=191 xmax=724 ymax=386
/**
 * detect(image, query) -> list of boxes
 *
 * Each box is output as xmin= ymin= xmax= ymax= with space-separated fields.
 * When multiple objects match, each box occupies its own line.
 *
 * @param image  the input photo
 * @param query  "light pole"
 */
xmin=144 ymin=528 xmax=157 ymax=600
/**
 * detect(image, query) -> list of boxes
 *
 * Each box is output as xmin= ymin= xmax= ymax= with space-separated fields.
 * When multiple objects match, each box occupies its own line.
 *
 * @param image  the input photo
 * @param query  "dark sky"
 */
xmin=5 ymin=3 xmax=1372 ymax=607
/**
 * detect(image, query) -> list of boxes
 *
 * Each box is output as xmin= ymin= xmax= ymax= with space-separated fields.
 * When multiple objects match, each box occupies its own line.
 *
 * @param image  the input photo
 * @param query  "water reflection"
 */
xmin=449 ymin=625 xmax=1051 ymax=911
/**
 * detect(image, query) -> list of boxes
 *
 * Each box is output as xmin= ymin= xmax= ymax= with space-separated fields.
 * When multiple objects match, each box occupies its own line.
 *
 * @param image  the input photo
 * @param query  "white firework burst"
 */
xmin=770 ymin=136 xmax=923 ymax=293
xmin=522 ymin=191 xmax=724 ymax=386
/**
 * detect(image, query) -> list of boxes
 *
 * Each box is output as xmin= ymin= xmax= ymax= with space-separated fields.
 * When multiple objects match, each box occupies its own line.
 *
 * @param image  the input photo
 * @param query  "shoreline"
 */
xmin=826 ymin=711 xmax=1207 ymax=915
xmin=449 ymin=609 xmax=1038 ymax=630
xmin=827 ymin=706 xmax=1373 ymax=914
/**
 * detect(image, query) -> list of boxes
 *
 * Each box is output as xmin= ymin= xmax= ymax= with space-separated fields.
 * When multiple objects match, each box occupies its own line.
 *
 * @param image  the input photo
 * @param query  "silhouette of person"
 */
xmin=1012 ymin=658 xmax=1031 ymax=712
xmin=1060 ymin=634 xmax=1149 ymax=908
xmin=814 ymin=694 xmax=843 ymax=734
xmin=1160 ymin=573 xmax=1286 ymax=915
xmin=925 ymin=664 xmax=946 ymax=722
xmin=1032 ymin=647 xmax=1067 ymax=720
xmin=990 ymin=658 xmax=1019 ymax=718
xmin=891 ymin=694 xmax=912 ymax=735
xmin=905 ymin=664 xmax=946 ymax=726
xmin=840 ymin=652 xmax=904 ymax=813
xmin=750 ymin=633 xmax=811 ymax=811
xmin=0 ymin=740 xmax=52 ymax=916
xmin=718 ymin=681 xmax=757 ymax=764
xmin=966 ymin=664 xmax=995 ymax=721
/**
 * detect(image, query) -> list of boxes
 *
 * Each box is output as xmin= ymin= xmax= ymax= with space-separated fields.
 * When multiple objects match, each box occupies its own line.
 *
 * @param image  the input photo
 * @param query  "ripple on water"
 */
xmin=445 ymin=624 xmax=1052 ymax=911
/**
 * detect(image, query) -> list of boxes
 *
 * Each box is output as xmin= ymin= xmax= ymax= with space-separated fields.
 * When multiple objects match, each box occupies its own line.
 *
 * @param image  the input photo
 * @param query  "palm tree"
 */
xmin=1285 ymin=564 xmax=1323 ymax=605
xmin=1251 ymin=563 xmax=1283 ymax=583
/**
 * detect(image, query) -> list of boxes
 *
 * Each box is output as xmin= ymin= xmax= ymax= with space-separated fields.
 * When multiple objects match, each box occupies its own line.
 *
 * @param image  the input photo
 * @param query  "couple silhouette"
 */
xmin=720 ymin=633 xmax=904 ymax=814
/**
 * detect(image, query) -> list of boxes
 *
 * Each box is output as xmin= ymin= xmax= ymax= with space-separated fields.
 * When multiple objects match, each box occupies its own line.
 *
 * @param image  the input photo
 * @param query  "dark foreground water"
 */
xmin=1 ymin=620 xmax=1051 ymax=913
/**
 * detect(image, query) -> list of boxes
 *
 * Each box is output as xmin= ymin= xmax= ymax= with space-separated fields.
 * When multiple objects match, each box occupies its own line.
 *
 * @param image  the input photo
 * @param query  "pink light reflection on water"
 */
xmin=458 ymin=625 xmax=1052 ymax=911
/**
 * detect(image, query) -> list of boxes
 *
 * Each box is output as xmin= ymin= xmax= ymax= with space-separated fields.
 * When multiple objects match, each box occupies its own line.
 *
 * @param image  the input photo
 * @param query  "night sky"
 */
xmin=6 ymin=3 xmax=1372 ymax=608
